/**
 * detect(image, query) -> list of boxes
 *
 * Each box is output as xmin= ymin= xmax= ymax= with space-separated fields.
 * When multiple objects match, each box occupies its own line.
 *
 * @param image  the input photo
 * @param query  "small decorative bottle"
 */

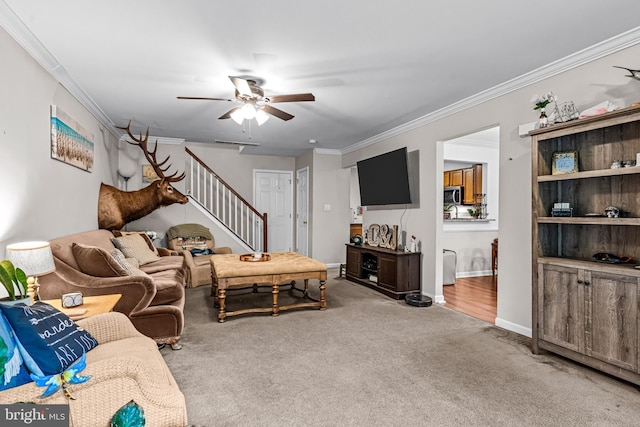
xmin=538 ymin=109 xmax=548 ymax=128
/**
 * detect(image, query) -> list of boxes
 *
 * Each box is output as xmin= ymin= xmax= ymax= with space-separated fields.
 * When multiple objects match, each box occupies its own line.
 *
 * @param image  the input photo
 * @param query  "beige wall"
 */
xmin=0 ymin=26 xmax=119 ymax=254
xmin=308 ymin=151 xmax=351 ymax=264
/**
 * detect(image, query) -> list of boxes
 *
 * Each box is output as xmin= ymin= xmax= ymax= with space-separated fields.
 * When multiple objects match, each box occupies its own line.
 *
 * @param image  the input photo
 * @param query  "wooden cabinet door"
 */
xmin=450 ymin=169 xmax=463 ymax=186
xmin=473 ymin=164 xmax=483 ymax=202
xmin=377 ymin=254 xmax=397 ymax=290
xmin=463 ymin=168 xmax=474 ymax=204
xmin=586 ymin=270 xmax=639 ymax=372
xmin=443 ymin=171 xmax=451 ymax=187
xmin=538 ymin=263 xmax=585 ymax=353
xmin=346 ymin=246 xmax=361 ymax=278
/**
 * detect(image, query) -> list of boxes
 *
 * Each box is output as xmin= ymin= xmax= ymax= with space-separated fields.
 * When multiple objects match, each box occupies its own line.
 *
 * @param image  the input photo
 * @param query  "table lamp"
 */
xmin=6 ymin=241 xmax=56 ymax=301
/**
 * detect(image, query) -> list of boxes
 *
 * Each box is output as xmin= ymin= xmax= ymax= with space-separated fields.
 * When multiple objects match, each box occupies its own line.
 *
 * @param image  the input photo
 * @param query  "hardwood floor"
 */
xmin=443 ymin=275 xmax=497 ymax=324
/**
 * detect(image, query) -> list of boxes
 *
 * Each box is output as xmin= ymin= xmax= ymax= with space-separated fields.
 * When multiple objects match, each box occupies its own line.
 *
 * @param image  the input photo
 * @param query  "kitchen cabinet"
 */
xmin=463 ymin=168 xmax=474 ymax=204
xmin=450 ymin=169 xmax=463 ymax=186
xmin=531 ymin=104 xmax=640 ymax=385
xmin=444 ymin=165 xmax=482 ymax=205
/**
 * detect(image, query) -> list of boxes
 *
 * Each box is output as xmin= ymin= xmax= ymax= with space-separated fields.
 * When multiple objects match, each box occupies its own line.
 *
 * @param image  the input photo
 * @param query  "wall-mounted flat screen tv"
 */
xmin=357 ymin=147 xmax=412 ymax=206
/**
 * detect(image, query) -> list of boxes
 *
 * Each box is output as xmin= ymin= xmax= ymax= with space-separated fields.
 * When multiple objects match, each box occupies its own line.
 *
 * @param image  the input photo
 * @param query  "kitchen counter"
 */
xmin=444 ymin=218 xmax=496 ymax=223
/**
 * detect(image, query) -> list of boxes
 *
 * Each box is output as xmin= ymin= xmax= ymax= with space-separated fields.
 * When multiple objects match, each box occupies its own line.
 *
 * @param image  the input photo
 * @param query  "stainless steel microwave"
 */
xmin=444 ymin=186 xmax=463 ymax=205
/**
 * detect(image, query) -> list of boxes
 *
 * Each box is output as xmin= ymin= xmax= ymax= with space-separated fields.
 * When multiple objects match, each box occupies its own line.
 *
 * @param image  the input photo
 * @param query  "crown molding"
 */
xmin=0 ymin=1 xmax=120 ymax=138
xmin=342 ymin=26 xmax=640 ymax=155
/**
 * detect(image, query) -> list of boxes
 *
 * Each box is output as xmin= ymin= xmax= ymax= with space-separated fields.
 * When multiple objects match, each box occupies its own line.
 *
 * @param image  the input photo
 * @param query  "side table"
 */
xmin=39 ymin=294 xmax=122 ymax=320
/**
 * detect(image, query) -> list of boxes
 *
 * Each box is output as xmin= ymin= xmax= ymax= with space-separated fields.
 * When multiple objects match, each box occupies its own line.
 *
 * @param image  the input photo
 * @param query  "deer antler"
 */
xmin=117 ymin=121 xmax=185 ymax=183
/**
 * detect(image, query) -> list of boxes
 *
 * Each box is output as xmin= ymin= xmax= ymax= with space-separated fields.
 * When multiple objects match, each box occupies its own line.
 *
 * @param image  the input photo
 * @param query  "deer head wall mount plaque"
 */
xmin=97 ymin=121 xmax=188 ymax=230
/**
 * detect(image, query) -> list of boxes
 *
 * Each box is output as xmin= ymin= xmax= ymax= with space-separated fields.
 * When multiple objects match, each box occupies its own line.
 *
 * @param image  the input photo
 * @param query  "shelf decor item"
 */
xmin=538 ymin=109 xmax=549 ymax=128
xmin=551 ymin=150 xmax=578 ymax=175
xmin=531 ymin=91 xmax=557 ymax=128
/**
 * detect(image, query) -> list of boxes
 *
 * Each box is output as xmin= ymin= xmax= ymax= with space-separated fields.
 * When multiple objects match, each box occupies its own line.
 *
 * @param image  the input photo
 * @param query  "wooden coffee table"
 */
xmin=210 ymin=252 xmax=327 ymax=322
xmin=39 ymin=294 xmax=122 ymax=320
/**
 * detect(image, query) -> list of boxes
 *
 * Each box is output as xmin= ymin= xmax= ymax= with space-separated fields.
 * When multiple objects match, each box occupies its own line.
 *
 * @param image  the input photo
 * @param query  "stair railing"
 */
xmin=185 ymin=147 xmax=267 ymax=251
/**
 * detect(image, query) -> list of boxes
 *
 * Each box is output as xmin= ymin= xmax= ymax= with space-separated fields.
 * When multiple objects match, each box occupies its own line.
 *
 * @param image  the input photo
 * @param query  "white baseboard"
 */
xmin=456 ymin=270 xmax=493 ymax=278
xmin=495 ymin=317 xmax=532 ymax=338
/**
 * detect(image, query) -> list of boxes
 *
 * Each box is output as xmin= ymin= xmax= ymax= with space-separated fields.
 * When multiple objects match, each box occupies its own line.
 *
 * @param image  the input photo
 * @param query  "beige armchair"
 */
xmin=166 ymin=223 xmax=232 ymax=287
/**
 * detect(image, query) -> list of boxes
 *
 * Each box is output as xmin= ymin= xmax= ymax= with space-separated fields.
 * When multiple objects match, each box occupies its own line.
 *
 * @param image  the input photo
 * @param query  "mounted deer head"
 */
xmin=97 ymin=121 xmax=188 ymax=230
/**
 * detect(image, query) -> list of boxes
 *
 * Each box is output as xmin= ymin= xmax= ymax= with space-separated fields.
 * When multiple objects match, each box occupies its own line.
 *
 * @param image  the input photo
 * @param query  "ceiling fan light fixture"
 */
xmin=230 ymin=108 xmax=244 ymax=124
xmin=241 ymin=103 xmax=256 ymax=120
xmin=255 ymin=109 xmax=270 ymax=126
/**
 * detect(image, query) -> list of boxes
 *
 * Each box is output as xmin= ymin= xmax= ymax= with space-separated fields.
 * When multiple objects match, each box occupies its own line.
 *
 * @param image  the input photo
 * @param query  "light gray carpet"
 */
xmin=162 ymin=269 xmax=640 ymax=426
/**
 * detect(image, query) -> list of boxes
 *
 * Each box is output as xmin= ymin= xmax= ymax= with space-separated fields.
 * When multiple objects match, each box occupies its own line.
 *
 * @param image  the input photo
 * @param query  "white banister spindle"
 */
xmin=189 ymin=156 xmax=194 ymax=195
xmin=209 ymin=173 xmax=213 ymax=212
xmin=240 ymin=205 xmax=244 ymax=240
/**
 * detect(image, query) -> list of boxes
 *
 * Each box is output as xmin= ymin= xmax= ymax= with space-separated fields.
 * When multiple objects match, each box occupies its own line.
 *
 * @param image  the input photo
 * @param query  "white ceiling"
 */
xmin=2 ymin=1 xmax=640 ymax=156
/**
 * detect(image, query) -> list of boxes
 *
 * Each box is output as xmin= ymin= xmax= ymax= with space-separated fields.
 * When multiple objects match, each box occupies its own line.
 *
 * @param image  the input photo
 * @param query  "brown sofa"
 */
xmin=39 ymin=230 xmax=185 ymax=347
xmin=0 ymin=312 xmax=188 ymax=426
xmin=166 ymin=223 xmax=232 ymax=287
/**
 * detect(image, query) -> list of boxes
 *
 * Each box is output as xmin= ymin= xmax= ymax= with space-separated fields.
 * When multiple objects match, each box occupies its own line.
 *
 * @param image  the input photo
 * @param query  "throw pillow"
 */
xmin=0 ymin=302 xmax=98 ymax=376
xmin=115 ymin=231 xmax=159 ymax=256
xmin=112 ymin=234 xmax=160 ymax=265
xmin=0 ymin=311 xmax=32 ymax=390
xmin=72 ymin=243 xmax=129 ymax=277
xmin=111 ymin=250 xmax=151 ymax=279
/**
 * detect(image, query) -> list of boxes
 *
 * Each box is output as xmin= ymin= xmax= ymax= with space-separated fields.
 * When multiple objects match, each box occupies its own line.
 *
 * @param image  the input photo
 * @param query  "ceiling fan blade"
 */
xmin=229 ymin=76 xmax=252 ymax=96
xmin=177 ymin=96 xmax=233 ymax=102
xmin=219 ymin=106 xmax=242 ymax=120
xmin=266 ymin=93 xmax=315 ymax=103
xmin=261 ymin=105 xmax=294 ymax=121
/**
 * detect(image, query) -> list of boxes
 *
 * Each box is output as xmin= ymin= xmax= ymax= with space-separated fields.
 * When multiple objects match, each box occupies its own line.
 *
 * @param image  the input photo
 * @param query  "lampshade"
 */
xmin=241 ymin=103 xmax=256 ymax=120
xmin=6 ymin=241 xmax=56 ymax=277
xmin=255 ymin=109 xmax=270 ymax=126
xmin=117 ymin=164 xmax=137 ymax=180
xmin=230 ymin=108 xmax=245 ymax=125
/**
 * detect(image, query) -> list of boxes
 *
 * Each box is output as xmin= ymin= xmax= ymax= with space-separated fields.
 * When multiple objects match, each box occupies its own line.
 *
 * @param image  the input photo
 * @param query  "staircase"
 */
xmin=185 ymin=148 xmax=267 ymax=252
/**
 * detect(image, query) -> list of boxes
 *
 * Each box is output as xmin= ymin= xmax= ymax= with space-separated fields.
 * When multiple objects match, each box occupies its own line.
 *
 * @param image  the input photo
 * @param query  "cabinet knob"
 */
xmin=577 ymin=279 xmax=583 ymax=284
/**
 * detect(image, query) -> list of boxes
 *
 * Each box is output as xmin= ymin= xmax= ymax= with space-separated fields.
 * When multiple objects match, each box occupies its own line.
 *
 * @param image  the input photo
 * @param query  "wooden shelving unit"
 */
xmin=531 ymin=104 xmax=640 ymax=386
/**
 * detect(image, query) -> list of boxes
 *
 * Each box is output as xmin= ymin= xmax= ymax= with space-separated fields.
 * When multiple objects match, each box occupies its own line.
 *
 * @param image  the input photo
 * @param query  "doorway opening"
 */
xmin=440 ymin=126 xmax=500 ymax=324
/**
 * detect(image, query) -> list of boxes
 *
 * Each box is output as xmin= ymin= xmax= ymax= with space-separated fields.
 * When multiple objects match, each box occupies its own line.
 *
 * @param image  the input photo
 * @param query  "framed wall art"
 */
xmin=50 ymin=105 xmax=94 ymax=172
xmin=551 ymin=150 xmax=578 ymax=175
xmin=142 ymin=164 xmax=159 ymax=183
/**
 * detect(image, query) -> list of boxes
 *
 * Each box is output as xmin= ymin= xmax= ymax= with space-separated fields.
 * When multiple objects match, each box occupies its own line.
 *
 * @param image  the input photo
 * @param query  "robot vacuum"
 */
xmin=405 ymin=293 xmax=432 ymax=307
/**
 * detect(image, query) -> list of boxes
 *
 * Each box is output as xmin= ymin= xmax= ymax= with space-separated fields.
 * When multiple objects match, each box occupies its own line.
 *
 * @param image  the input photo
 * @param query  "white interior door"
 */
xmin=296 ymin=167 xmax=309 ymax=256
xmin=254 ymin=170 xmax=293 ymax=253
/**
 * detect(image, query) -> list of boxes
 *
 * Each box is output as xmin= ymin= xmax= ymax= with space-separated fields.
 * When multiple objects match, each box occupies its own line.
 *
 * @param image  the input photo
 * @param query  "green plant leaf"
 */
xmin=14 ymin=268 xmax=28 ymax=297
xmin=0 ymin=263 xmax=15 ymax=300
xmin=110 ymin=400 xmax=145 ymax=427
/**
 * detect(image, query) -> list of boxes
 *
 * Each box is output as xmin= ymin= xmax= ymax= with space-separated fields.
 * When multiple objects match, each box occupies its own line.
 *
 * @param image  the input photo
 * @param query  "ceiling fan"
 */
xmin=177 ymin=76 xmax=315 ymax=124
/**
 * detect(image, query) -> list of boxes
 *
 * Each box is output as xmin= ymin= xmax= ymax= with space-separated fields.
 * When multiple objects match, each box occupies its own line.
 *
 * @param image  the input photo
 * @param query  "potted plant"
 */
xmin=443 ymin=204 xmax=453 ymax=219
xmin=0 ymin=260 xmax=29 ymax=303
